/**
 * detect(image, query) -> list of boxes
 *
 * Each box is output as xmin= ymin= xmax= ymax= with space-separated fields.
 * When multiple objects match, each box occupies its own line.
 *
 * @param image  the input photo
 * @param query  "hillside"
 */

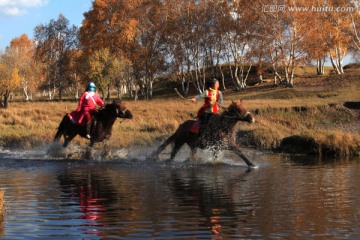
xmin=219 ymin=69 xmax=360 ymax=157
xmin=0 ymin=66 xmax=359 ymax=158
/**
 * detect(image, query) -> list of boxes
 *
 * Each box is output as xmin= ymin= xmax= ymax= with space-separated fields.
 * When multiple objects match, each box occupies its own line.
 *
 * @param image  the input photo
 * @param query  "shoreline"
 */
xmin=1 ymin=73 xmax=360 ymax=159
xmin=0 ymin=99 xmax=359 ymax=158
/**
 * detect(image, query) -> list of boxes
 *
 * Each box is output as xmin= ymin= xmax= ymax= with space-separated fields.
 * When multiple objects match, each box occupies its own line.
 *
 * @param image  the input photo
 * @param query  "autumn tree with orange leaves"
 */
xmin=9 ymin=34 xmax=43 ymax=100
xmin=80 ymin=0 xmax=169 ymax=99
xmin=77 ymin=0 xmax=359 ymax=96
xmin=34 ymin=14 xmax=79 ymax=100
xmin=0 ymin=34 xmax=44 ymax=107
xmin=2 ymin=0 xmax=358 ymax=102
xmin=0 ymin=49 xmax=21 ymax=108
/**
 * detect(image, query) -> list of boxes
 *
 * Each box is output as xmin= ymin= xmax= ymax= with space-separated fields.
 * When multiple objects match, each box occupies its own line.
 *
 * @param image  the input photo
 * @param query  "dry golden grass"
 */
xmin=0 ymin=100 xmax=199 ymax=149
xmin=244 ymin=105 xmax=360 ymax=155
xmin=230 ymin=75 xmax=360 ymax=156
xmin=0 ymin=73 xmax=359 ymax=156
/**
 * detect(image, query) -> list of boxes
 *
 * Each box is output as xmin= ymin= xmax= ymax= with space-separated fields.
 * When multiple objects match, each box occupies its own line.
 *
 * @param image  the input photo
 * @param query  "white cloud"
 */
xmin=1 ymin=7 xmax=27 ymax=16
xmin=0 ymin=0 xmax=49 ymax=7
xmin=0 ymin=0 xmax=48 ymax=16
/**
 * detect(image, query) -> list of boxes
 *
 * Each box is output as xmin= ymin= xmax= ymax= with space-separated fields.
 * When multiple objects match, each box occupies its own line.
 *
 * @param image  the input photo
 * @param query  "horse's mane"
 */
xmin=221 ymin=100 xmax=243 ymax=113
xmin=95 ymin=101 xmax=117 ymax=117
xmin=201 ymin=100 xmax=246 ymax=135
xmin=96 ymin=100 xmax=127 ymax=118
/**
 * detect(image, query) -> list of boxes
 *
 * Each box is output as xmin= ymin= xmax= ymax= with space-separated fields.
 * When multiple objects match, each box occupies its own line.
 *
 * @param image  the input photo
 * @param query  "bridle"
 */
xmin=116 ymin=106 xmax=130 ymax=117
xmin=237 ymin=111 xmax=252 ymax=121
xmin=226 ymin=111 xmax=252 ymax=120
xmin=222 ymin=104 xmax=252 ymax=121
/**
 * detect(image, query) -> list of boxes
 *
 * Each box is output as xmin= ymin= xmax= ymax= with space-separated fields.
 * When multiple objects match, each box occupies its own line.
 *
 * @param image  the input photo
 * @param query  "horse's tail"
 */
xmin=150 ymin=134 xmax=175 ymax=161
xmin=53 ymin=114 xmax=68 ymax=142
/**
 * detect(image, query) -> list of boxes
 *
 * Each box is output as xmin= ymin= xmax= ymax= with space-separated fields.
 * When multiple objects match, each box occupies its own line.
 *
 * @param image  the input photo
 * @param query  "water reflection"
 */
xmin=254 ymin=154 xmax=360 ymax=238
xmin=0 ymin=190 xmax=4 ymax=238
xmin=167 ymin=167 xmax=257 ymax=238
xmin=0 ymin=153 xmax=359 ymax=239
xmin=284 ymin=154 xmax=355 ymax=167
xmin=57 ymin=167 xmax=117 ymax=237
xmin=54 ymin=163 xmax=258 ymax=238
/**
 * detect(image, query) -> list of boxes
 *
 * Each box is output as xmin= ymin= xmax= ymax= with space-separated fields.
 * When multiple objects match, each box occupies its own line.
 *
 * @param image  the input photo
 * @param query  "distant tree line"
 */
xmin=1 ymin=0 xmax=359 ymax=107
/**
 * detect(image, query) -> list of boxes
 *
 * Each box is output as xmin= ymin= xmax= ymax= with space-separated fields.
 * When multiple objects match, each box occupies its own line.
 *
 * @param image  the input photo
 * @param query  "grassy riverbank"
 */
xmin=0 ymin=71 xmax=359 ymax=157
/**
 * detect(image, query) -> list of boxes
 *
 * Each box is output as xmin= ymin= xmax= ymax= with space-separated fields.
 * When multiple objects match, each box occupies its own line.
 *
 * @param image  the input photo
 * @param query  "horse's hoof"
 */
xmin=147 ymin=155 xmax=158 ymax=163
xmin=148 ymin=158 xmax=156 ymax=163
xmin=248 ymin=164 xmax=258 ymax=169
xmin=164 ymin=159 xmax=173 ymax=165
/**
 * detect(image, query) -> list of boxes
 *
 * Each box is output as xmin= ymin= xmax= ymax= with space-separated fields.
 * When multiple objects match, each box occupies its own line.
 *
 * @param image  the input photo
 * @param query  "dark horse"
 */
xmin=151 ymin=100 xmax=256 ymax=167
xmin=54 ymin=100 xmax=133 ymax=147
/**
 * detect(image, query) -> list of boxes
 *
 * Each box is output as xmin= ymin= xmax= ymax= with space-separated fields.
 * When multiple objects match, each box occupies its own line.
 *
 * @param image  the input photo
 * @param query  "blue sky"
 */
xmin=0 ymin=0 xmax=354 ymax=66
xmin=0 ymin=0 xmax=93 ymax=50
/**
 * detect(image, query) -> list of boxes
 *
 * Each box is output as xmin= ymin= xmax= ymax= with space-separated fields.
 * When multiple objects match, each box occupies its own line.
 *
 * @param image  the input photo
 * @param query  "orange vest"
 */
xmin=196 ymin=89 xmax=220 ymax=118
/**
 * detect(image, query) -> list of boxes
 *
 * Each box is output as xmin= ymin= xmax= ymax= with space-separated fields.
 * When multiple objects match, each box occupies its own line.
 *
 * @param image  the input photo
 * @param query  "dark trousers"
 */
xmin=200 ymin=112 xmax=214 ymax=126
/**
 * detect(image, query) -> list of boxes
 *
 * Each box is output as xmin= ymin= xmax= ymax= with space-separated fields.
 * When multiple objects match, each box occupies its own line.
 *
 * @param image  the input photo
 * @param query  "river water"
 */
xmin=0 ymin=146 xmax=360 ymax=239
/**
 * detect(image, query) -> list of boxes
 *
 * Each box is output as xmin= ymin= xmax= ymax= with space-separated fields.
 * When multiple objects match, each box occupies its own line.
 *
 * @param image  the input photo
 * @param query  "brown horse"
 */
xmin=151 ymin=100 xmax=256 ymax=167
xmin=53 ymin=100 xmax=133 ymax=147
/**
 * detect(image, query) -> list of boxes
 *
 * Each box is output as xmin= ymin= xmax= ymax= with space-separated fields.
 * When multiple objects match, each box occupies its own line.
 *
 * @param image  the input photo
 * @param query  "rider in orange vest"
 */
xmin=191 ymin=78 xmax=223 ymax=126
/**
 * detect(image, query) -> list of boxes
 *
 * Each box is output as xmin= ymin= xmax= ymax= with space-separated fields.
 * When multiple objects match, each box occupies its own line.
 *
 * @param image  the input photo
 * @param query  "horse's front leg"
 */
xmin=100 ymin=141 xmax=112 ymax=159
xmin=184 ymin=146 xmax=198 ymax=162
xmin=63 ymin=133 xmax=77 ymax=148
xmin=228 ymin=144 xmax=256 ymax=168
xmin=149 ymin=134 xmax=175 ymax=161
xmin=213 ymin=148 xmax=220 ymax=162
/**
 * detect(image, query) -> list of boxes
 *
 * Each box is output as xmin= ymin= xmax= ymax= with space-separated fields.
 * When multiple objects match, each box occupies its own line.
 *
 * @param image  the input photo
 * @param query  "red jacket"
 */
xmin=76 ymin=91 xmax=104 ymax=113
xmin=68 ymin=91 xmax=104 ymax=125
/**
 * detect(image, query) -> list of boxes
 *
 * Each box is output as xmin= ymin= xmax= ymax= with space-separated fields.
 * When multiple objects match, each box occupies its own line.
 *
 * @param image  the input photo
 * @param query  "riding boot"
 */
xmin=199 ymin=113 xmax=211 ymax=135
xmin=199 ymin=112 xmax=209 ymax=135
xmin=85 ymin=123 xmax=91 ymax=139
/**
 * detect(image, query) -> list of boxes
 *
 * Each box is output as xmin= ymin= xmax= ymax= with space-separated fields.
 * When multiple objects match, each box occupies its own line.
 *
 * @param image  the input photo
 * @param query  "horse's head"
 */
xmin=107 ymin=100 xmax=133 ymax=119
xmin=226 ymin=100 xmax=255 ymax=123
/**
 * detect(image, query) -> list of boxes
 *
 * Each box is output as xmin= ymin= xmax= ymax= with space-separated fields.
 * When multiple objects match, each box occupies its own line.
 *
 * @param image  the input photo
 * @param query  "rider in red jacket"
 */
xmin=69 ymin=82 xmax=104 ymax=139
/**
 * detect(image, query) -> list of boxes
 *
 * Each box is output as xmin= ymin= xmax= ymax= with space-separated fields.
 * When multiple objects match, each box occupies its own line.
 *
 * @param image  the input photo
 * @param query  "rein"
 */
xmin=116 ymin=107 xmax=129 ymax=116
xmin=222 ymin=105 xmax=251 ymax=120
xmin=115 ymin=106 xmax=130 ymax=124
xmin=98 ymin=104 xmax=129 ymax=121
xmin=217 ymin=103 xmax=228 ymax=111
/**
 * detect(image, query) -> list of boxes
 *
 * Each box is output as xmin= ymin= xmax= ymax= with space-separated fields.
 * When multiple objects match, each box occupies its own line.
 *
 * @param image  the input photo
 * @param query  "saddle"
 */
xmin=68 ymin=110 xmax=93 ymax=126
xmin=189 ymin=121 xmax=201 ymax=134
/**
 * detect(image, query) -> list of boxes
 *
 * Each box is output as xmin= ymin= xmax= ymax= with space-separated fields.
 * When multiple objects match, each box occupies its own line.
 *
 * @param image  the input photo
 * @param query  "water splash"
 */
xmin=46 ymin=143 xmax=73 ymax=158
xmin=0 ymin=143 xmax=262 ymax=168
